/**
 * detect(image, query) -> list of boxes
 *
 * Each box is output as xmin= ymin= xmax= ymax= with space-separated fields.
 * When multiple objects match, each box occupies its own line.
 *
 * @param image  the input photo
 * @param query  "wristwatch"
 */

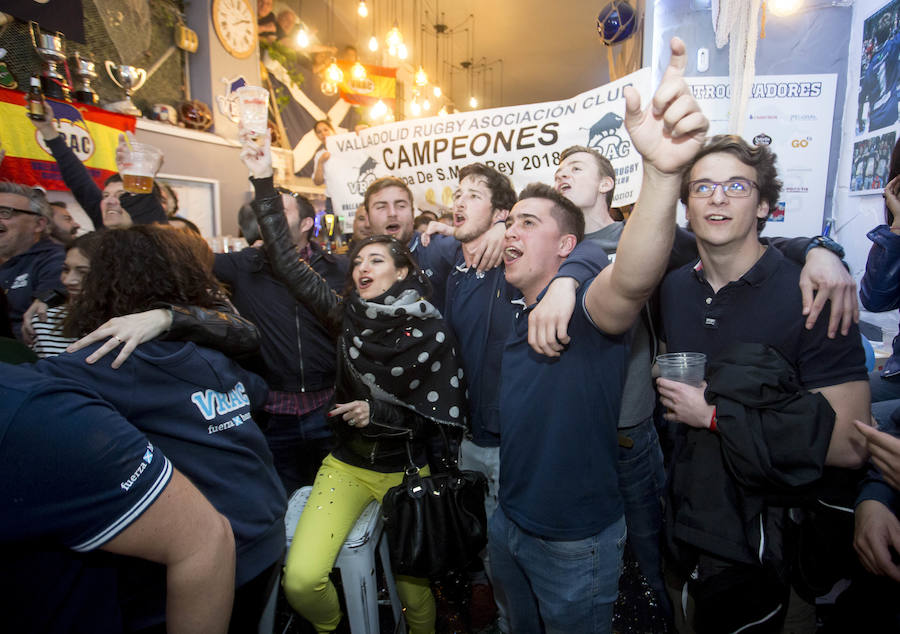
xmin=804 ymin=235 xmax=845 ymax=260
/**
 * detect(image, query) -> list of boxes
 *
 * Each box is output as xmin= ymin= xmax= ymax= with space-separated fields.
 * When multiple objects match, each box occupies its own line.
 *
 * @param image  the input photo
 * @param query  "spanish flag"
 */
xmin=0 ymin=87 xmax=135 ymax=191
xmin=336 ymin=62 xmax=396 ymax=109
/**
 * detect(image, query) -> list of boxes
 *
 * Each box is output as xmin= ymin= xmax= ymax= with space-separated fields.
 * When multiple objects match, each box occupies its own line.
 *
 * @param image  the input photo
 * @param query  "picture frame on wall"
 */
xmin=856 ymin=0 xmax=900 ymax=136
xmin=848 ymin=130 xmax=896 ymax=195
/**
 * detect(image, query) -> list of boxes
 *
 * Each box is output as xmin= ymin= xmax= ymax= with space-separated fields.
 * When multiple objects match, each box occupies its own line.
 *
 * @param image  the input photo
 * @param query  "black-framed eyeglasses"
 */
xmin=687 ymin=179 xmax=759 ymax=198
xmin=0 ymin=205 xmax=41 ymax=220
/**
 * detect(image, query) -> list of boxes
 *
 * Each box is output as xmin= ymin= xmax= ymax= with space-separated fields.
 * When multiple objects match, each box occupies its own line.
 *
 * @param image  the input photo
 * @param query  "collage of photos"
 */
xmin=850 ymin=130 xmax=897 ymax=193
xmin=852 ymin=0 xmax=900 ymax=194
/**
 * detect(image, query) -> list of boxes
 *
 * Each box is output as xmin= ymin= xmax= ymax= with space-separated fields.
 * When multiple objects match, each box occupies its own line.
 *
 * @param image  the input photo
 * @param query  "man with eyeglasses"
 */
xmin=0 ymin=182 xmax=65 ymax=341
xmin=656 ymin=135 xmax=871 ymax=632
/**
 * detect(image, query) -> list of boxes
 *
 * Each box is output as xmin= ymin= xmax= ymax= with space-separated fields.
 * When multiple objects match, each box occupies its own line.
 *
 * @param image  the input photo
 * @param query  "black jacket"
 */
xmin=164 ymin=304 xmax=261 ymax=358
xmin=214 ymin=241 xmax=347 ymax=393
xmin=251 ymin=176 xmax=441 ymax=472
xmin=665 ymin=342 xmax=835 ymax=572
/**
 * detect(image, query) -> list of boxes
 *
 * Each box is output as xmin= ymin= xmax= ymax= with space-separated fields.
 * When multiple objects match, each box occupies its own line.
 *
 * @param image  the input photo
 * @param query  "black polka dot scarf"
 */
xmin=342 ymin=279 xmax=468 ymax=429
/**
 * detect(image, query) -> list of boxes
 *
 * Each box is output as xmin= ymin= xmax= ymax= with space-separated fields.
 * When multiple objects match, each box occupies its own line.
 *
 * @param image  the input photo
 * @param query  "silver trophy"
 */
xmin=29 ymin=21 xmax=70 ymax=100
xmin=104 ymin=61 xmax=147 ymax=116
xmin=70 ymin=52 xmax=99 ymax=105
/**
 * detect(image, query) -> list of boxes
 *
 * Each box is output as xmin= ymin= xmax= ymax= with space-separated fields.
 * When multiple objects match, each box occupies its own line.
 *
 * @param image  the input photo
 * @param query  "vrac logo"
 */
xmin=347 ymin=156 xmax=379 ymax=196
xmin=791 ymin=137 xmax=811 ymax=148
xmin=36 ymin=100 xmax=95 ymax=162
xmin=582 ymin=112 xmax=631 ymax=160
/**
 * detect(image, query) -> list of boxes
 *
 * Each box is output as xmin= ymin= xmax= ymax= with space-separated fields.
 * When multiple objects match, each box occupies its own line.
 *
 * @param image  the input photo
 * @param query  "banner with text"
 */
xmin=325 ymin=69 xmax=651 ymax=223
xmin=686 ymin=74 xmax=838 ymax=239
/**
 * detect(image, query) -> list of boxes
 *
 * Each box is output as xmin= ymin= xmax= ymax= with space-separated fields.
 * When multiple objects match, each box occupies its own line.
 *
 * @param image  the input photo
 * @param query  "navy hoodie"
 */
xmin=1 ymin=237 xmax=65 ymax=340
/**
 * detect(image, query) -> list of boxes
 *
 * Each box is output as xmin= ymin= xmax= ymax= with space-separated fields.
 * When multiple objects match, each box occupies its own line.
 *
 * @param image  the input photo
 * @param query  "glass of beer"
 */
xmin=117 ymin=142 xmax=163 ymax=193
xmin=235 ymin=85 xmax=269 ymax=138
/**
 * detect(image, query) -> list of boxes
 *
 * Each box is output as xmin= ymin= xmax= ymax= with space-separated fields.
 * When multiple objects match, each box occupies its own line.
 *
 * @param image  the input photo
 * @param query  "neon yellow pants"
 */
xmin=282 ymin=453 xmax=435 ymax=634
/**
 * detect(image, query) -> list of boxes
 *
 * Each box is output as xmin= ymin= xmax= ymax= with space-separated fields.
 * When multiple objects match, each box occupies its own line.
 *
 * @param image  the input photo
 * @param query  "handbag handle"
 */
xmin=402 ymin=425 xmax=460 ymax=476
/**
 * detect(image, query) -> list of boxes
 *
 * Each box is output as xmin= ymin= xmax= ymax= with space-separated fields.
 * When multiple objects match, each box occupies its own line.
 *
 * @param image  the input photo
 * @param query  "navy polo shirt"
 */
xmin=499 ymin=278 xmax=627 ymax=540
xmin=660 ymin=247 xmax=867 ymax=389
xmin=1 ymin=363 xmax=173 ymax=633
xmin=444 ymin=264 xmax=511 ymax=446
xmin=409 ymin=231 xmax=460 ymax=313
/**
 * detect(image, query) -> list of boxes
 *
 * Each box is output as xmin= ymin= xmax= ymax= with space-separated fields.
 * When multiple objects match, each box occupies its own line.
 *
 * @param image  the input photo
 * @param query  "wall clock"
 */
xmin=212 ymin=0 xmax=257 ymax=59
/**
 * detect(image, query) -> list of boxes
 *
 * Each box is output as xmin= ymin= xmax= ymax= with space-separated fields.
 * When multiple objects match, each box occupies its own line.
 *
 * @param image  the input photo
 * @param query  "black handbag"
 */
xmin=381 ymin=427 xmax=489 ymax=578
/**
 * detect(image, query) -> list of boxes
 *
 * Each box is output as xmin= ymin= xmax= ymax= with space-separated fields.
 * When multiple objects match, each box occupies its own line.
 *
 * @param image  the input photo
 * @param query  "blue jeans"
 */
xmin=869 ymin=370 xmax=900 ymax=427
xmin=488 ymin=506 xmax=626 ymax=634
xmin=617 ymin=417 xmax=670 ymax=614
xmin=264 ymin=405 xmax=334 ymax=494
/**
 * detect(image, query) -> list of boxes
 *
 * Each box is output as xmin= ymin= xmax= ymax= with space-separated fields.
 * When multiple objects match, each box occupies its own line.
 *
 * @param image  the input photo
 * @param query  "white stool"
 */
xmin=284 ymin=486 xmax=406 ymax=634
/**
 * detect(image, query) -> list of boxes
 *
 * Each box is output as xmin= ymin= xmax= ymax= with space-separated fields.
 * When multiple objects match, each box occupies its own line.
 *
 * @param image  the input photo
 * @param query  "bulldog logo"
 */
xmin=582 ymin=112 xmax=631 ymax=160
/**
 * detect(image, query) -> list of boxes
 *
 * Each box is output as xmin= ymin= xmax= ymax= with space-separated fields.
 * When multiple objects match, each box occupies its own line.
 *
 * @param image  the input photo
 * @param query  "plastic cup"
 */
xmin=236 ymin=85 xmax=269 ymax=137
xmin=656 ymin=352 xmax=707 ymax=387
xmin=117 ymin=142 xmax=163 ymax=194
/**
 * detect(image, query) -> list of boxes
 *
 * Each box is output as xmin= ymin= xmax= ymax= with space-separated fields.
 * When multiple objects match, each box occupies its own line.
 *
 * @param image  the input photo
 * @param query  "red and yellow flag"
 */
xmin=336 ymin=62 xmax=397 ymax=108
xmin=0 ymin=87 xmax=135 ymax=191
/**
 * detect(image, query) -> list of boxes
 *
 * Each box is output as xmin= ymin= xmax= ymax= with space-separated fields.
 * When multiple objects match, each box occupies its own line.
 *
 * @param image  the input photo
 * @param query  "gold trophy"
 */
xmin=104 ymin=61 xmax=147 ymax=116
xmin=29 ymin=21 xmax=70 ymax=100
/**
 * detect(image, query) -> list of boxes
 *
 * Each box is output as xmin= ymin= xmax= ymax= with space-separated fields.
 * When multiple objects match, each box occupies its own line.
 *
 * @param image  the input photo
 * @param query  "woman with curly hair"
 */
xmin=34 ymin=225 xmax=286 ymax=634
xmin=241 ymin=131 xmax=468 ymax=634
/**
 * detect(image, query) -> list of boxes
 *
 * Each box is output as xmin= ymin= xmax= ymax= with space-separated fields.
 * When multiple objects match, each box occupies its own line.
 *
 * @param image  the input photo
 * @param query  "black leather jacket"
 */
xmin=250 ymin=176 xmax=442 ymax=472
xmin=163 ymin=303 xmax=261 ymax=357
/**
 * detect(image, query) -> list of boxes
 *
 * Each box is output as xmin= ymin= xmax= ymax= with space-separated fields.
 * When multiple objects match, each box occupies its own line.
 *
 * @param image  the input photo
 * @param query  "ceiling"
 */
xmin=292 ymin=0 xmax=623 ymax=112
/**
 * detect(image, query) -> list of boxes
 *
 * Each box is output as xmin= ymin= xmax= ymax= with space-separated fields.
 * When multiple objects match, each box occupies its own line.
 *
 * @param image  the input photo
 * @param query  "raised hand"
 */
xmin=238 ymin=124 xmax=274 ymax=179
xmin=623 ymin=37 xmax=707 ymax=175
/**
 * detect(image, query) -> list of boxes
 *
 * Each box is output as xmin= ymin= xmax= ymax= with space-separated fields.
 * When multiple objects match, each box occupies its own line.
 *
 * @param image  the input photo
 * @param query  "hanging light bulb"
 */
xmin=357 ymin=0 xmax=369 ymax=18
xmin=422 ymin=98 xmax=431 ymax=111
xmin=397 ymin=42 xmax=408 ymax=59
xmin=438 ymin=106 xmax=448 ymax=117
xmin=368 ymin=35 xmax=378 ymax=51
xmin=432 ymin=86 xmax=442 ymax=98
xmin=469 ymin=96 xmax=478 ymax=108
xmin=414 ymin=66 xmax=428 ymax=87
xmin=296 ymin=27 xmax=310 ymax=48
xmin=325 ymin=60 xmax=344 ymax=84
xmin=371 ymin=100 xmax=388 ymax=119
xmin=351 ymin=61 xmax=367 ymax=81
xmin=769 ymin=0 xmax=803 ymax=16
xmin=386 ymin=23 xmax=402 ymax=54
xmin=410 ymin=100 xmax=421 ymax=117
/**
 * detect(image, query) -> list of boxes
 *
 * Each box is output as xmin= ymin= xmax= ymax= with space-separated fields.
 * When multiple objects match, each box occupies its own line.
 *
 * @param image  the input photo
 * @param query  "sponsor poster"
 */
xmin=856 ymin=0 xmax=900 ymax=137
xmin=686 ymin=74 xmax=838 ymax=239
xmin=324 ymin=68 xmax=652 ymax=224
xmin=0 ymin=87 xmax=135 ymax=191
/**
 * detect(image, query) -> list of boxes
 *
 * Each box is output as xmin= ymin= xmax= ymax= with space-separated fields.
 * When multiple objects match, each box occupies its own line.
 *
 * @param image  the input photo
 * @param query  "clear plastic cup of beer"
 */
xmin=236 ymin=85 xmax=270 ymax=138
xmin=117 ymin=142 xmax=163 ymax=194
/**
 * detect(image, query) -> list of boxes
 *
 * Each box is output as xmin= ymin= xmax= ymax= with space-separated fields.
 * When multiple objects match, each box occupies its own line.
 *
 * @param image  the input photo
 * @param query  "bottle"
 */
xmin=26 ymin=76 xmax=46 ymax=121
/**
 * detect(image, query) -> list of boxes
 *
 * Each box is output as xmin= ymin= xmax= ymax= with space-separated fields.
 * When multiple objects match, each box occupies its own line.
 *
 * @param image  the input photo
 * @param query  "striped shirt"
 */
xmin=31 ymin=306 xmax=75 ymax=358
